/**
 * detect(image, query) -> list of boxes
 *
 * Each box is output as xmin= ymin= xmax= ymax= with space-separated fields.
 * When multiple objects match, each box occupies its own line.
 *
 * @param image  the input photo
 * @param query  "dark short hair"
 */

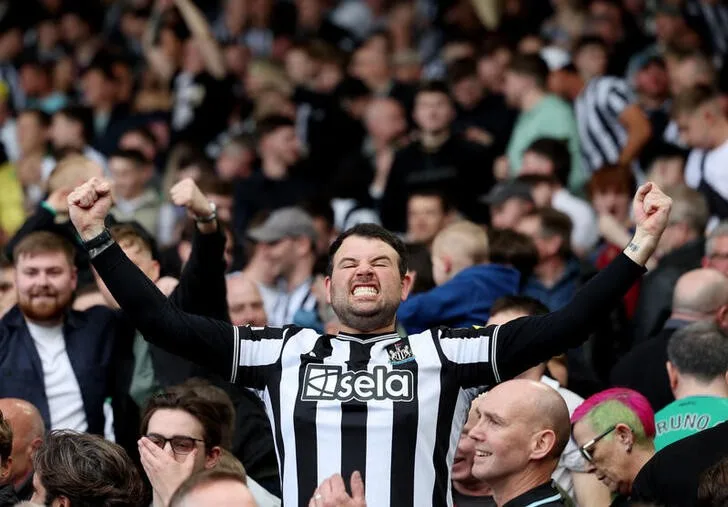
xmin=0 ymin=409 xmax=11 ymax=465
xmin=488 ymin=228 xmax=539 ymax=283
xmin=448 ymin=58 xmax=478 ymax=86
xmin=508 ymin=53 xmax=550 ymax=89
xmin=55 ymin=106 xmax=94 ymax=143
xmin=169 ymin=470 xmax=248 ymax=507
xmin=166 ymin=378 xmax=236 ymax=450
xmin=668 ymin=321 xmax=728 ymax=383
xmin=698 ymin=457 xmax=728 ymax=507
xmin=140 ymin=388 xmax=230 ymax=452
xmin=327 ymin=224 xmax=408 ymax=278
xmin=491 ymin=295 xmax=549 ymax=318
xmin=527 ymin=208 xmax=573 ymax=258
xmin=109 ymin=148 xmax=148 ymax=169
xmin=416 ymin=80 xmax=453 ymax=102
xmin=34 ymin=430 xmax=145 ymax=507
xmin=197 ymin=173 xmax=234 ymax=197
xmin=13 ymin=231 xmax=75 ymax=267
xmin=524 ymin=138 xmax=571 ymax=187
xmin=574 ymin=35 xmax=608 ymax=54
xmin=256 ymin=115 xmax=295 ymax=141
xmin=408 ymin=188 xmax=453 ymax=214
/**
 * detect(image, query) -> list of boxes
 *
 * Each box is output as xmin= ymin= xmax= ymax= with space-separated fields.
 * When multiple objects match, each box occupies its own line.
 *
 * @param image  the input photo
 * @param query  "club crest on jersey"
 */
xmin=386 ymin=340 xmax=415 ymax=365
xmin=301 ymin=364 xmax=414 ymax=402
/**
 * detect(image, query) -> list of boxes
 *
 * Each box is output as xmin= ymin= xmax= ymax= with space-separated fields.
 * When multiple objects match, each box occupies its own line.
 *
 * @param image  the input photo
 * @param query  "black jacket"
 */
xmin=380 ymin=135 xmax=494 ymax=232
xmin=0 ymin=483 xmax=18 ymax=507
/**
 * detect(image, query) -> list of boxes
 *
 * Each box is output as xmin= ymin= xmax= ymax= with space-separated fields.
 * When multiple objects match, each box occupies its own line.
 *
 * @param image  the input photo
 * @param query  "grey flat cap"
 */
xmin=248 ymin=207 xmax=318 ymax=243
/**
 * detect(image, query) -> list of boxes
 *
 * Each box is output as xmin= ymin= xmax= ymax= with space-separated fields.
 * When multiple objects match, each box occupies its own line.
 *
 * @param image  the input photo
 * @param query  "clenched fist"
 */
xmin=624 ymin=182 xmax=673 ymax=266
xmin=68 ymin=178 xmax=114 ymax=241
xmin=169 ymin=178 xmax=213 ymax=219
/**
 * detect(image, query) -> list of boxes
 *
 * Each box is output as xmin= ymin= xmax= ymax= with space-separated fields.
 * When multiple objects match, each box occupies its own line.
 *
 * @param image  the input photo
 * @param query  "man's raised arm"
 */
xmin=493 ymin=182 xmax=672 ymax=380
xmin=68 ymin=178 xmax=237 ymax=380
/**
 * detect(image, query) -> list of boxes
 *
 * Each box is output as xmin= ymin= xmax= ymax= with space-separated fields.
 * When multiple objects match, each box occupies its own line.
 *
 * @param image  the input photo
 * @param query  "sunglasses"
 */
xmin=578 ymin=425 xmax=617 ymax=462
xmin=145 ymin=433 xmax=205 ymax=455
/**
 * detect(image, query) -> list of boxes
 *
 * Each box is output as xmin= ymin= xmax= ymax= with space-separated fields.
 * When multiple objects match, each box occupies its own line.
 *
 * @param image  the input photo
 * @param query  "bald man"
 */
xmin=169 ymin=470 xmax=257 ymax=507
xmin=226 ymin=274 xmax=268 ymax=327
xmin=612 ymin=268 xmax=728 ymax=411
xmin=469 ymin=379 xmax=571 ymax=506
xmin=0 ymin=398 xmax=45 ymax=500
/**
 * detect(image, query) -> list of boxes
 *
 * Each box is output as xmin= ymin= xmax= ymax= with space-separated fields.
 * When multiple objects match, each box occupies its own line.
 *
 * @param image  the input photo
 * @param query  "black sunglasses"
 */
xmin=578 ymin=425 xmax=617 ymax=462
xmin=145 ymin=433 xmax=205 ymax=455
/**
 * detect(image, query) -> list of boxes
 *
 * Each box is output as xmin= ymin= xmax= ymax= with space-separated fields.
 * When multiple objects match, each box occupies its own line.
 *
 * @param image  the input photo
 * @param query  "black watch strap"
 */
xmin=83 ymin=229 xmax=113 ymax=250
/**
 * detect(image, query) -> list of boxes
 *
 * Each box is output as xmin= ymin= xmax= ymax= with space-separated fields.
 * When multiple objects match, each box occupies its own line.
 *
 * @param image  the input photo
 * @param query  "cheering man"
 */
xmin=67 ymin=177 xmax=671 ymax=507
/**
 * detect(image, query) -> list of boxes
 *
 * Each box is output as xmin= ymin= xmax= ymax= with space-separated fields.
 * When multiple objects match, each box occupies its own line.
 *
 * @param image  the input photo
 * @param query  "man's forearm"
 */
xmin=622 ymin=229 xmax=658 ymax=267
xmin=173 ymin=225 xmax=229 ymax=321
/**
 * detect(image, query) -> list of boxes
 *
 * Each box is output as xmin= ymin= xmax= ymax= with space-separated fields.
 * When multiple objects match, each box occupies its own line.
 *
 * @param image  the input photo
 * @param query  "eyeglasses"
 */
xmin=578 ymin=425 xmax=617 ymax=462
xmin=145 ymin=434 xmax=205 ymax=455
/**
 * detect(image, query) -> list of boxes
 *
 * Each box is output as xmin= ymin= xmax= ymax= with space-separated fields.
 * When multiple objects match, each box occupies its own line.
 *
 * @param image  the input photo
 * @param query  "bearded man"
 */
xmin=0 ymin=231 xmax=120 ymax=436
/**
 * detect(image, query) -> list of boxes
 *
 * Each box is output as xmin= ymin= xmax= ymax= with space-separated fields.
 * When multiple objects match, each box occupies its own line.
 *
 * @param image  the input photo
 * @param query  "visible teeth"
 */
xmin=475 ymin=451 xmax=492 ymax=457
xmin=353 ymin=287 xmax=378 ymax=296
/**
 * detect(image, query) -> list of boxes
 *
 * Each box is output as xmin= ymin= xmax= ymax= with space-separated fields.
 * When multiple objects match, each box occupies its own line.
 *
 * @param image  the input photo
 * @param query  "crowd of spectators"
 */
xmin=0 ymin=0 xmax=728 ymax=505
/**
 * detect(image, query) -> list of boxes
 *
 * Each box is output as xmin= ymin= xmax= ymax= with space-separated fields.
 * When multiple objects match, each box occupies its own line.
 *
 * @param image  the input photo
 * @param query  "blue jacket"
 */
xmin=397 ymin=264 xmax=521 ymax=334
xmin=0 ymin=305 xmax=123 ymax=436
xmin=521 ymin=258 xmax=582 ymax=312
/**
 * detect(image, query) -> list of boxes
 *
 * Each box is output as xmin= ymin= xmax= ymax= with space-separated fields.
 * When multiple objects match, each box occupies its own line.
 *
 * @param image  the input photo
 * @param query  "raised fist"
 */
xmin=632 ymin=182 xmax=672 ymax=244
xmin=68 ymin=178 xmax=114 ymax=241
xmin=170 ymin=178 xmax=213 ymax=220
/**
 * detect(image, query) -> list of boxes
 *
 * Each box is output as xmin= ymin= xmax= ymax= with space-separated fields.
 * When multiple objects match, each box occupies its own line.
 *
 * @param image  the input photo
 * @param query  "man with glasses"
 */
xmin=571 ymin=388 xmax=656 ymax=506
xmin=468 ymin=379 xmax=572 ymax=507
xmin=138 ymin=389 xmax=231 ymax=507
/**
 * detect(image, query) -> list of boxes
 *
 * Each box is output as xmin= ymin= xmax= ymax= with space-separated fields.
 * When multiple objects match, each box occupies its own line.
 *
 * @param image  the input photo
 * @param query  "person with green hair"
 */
xmin=571 ymin=388 xmax=656 ymax=506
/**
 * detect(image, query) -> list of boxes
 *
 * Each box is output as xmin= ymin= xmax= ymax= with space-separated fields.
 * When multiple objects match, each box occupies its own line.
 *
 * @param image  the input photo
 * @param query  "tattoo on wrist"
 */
xmin=627 ymin=242 xmax=640 ymax=252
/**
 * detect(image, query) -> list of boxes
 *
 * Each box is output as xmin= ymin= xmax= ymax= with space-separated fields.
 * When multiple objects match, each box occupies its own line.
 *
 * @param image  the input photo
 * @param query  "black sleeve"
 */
xmin=92 ymin=241 xmax=236 ymax=380
xmin=379 ymin=151 xmax=408 ymax=233
xmin=493 ymin=253 xmax=646 ymax=381
xmin=169 ymin=225 xmax=230 ymax=322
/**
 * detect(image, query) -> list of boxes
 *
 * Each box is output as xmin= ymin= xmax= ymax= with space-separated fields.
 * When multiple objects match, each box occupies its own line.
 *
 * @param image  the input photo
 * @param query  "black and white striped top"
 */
xmin=91 ymin=240 xmax=644 ymax=507
xmin=575 ymin=77 xmax=634 ymax=174
xmin=686 ymin=0 xmax=728 ymax=57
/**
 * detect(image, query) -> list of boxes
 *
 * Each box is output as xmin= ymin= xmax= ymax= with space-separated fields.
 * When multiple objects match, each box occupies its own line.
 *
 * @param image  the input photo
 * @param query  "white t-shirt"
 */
xmin=685 ymin=142 xmax=728 ymax=230
xmin=552 ymin=188 xmax=600 ymax=254
xmin=26 ymin=321 xmax=87 ymax=432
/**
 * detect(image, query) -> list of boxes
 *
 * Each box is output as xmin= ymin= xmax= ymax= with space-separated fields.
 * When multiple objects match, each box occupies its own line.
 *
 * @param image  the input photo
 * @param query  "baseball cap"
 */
xmin=480 ymin=181 xmax=534 ymax=206
xmin=248 ymin=207 xmax=318 ymax=243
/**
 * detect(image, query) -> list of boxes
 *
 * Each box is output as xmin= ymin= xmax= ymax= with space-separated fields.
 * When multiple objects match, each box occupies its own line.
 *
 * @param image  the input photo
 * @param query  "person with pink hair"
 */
xmin=571 ymin=388 xmax=656 ymax=506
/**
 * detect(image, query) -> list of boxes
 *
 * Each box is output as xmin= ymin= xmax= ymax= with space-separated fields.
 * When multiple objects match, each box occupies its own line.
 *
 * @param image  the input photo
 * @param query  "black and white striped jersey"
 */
xmin=92 ymin=242 xmax=645 ymax=507
xmin=575 ymin=77 xmax=634 ymax=174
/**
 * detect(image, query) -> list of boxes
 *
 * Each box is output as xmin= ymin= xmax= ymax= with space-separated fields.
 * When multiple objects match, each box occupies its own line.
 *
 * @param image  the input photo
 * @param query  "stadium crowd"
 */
xmin=0 ymin=0 xmax=728 ymax=506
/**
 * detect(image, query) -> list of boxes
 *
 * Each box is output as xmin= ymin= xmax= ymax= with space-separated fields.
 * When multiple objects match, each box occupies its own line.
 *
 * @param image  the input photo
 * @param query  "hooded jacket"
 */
xmin=397 ymin=264 xmax=520 ymax=334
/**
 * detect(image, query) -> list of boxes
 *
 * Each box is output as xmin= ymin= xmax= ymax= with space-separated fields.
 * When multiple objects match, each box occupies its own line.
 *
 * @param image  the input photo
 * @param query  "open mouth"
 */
xmin=351 ymin=285 xmax=379 ymax=296
xmin=474 ymin=450 xmax=493 ymax=458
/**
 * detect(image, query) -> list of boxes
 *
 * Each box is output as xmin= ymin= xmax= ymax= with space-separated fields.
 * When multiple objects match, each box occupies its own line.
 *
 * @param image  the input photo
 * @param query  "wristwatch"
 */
xmin=83 ymin=229 xmax=115 ymax=259
xmin=195 ymin=201 xmax=217 ymax=223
